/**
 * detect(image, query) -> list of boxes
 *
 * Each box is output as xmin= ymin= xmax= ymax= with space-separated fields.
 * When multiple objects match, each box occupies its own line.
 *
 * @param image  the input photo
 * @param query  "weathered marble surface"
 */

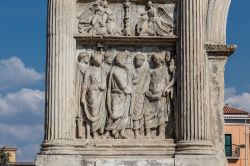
xmin=36 ymin=0 xmax=235 ymax=165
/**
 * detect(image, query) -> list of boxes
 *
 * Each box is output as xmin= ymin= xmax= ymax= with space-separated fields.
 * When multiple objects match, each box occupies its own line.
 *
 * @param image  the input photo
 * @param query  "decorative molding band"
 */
xmin=205 ymin=44 xmax=237 ymax=57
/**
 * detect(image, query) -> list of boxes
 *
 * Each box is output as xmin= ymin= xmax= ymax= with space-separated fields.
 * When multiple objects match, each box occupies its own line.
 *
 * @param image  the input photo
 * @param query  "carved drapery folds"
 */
xmin=77 ymin=0 xmax=176 ymax=37
xmin=77 ymin=50 xmax=176 ymax=139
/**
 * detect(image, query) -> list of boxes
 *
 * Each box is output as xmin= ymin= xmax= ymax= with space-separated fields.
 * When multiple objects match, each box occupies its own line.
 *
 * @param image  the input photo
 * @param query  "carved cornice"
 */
xmin=205 ymin=44 xmax=237 ymax=57
xmin=75 ymin=35 xmax=177 ymax=46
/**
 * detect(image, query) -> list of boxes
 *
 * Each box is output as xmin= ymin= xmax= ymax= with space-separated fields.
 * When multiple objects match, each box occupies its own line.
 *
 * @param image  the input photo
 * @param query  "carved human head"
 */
xmin=168 ymin=58 xmax=176 ymax=72
xmin=91 ymin=52 xmax=103 ymax=66
xmin=78 ymin=52 xmax=90 ymax=64
xmin=147 ymin=1 xmax=153 ymax=7
xmin=134 ymin=54 xmax=145 ymax=68
xmin=114 ymin=52 xmax=127 ymax=67
xmin=165 ymin=51 xmax=171 ymax=63
xmin=152 ymin=53 xmax=165 ymax=66
xmin=104 ymin=51 xmax=115 ymax=65
xmin=101 ymin=0 xmax=108 ymax=7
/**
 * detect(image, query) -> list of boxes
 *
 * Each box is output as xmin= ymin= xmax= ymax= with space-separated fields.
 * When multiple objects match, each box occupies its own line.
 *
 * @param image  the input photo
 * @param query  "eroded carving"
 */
xmin=77 ymin=49 xmax=176 ymax=139
xmin=136 ymin=1 xmax=174 ymax=36
xmin=81 ymin=53 xmax=107 ymax=139
xmin=106 ymin=53 xmax=134 ymax=139
xmin=123 ymin=0 xmax=132 ymax=36
xmin=132 ymin=54 xmax=149 ymax=139
xmin=78 ymin=0 xmax=122 ymax=36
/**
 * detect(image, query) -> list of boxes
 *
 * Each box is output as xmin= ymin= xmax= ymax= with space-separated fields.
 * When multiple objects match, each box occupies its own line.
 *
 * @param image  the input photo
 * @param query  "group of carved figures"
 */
xmin=78 ymin=50 xmax=176 ymax=139
xmin=78 ymin=0 xmax=174 ymax=36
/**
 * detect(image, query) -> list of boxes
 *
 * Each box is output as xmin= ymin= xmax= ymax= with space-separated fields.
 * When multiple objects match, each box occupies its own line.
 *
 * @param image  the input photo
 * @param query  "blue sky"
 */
xmin=0 ymin=0 xmax=250 ymax=162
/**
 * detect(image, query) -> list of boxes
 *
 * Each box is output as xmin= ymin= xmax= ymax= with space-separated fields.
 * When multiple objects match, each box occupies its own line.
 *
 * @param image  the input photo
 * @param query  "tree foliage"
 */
xmin=0 ymin=148 xmax=9 ymax=166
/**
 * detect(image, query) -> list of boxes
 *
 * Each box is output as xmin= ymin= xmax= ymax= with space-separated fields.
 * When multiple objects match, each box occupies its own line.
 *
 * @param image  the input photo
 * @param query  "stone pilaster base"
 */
xmin=35 ymin=155 xmax=175 ymax=166
xmin=36 ymin=154 xmax=227 ymax=166
xmin=175 ymin=154 xmax=227 ymax=166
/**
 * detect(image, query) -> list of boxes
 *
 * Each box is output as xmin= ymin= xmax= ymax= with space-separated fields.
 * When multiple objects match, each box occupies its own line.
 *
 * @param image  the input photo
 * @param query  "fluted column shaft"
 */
xmin=45 ymin=0 xmax=76 ymax=141
xmin=177 ymin=0 xmax=211 ymax=153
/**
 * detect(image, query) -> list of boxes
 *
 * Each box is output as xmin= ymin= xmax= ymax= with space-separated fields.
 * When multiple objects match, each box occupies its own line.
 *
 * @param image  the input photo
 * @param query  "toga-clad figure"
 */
xmin=144 ymin=53 xmax=170 ymax=138
xmin=81 ymin=53 xmax=107 ymax=139
xmin=106 ymin=52 xmax=134 ymax=139
xmin=132 ymin=54 xmax=149 ymax=139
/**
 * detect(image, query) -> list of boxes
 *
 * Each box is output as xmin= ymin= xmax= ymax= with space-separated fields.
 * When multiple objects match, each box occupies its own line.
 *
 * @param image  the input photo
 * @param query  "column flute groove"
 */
xmin=177 ymin=0 xmax=212 ymax=154
xmin=44 ymin=0 xmax=76 ymax=142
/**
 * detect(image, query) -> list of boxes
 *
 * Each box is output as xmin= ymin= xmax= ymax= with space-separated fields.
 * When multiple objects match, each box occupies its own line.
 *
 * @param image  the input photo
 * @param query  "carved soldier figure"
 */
xmin=106 ymin=52 xmax=134 ymax=139
xmin=132 ymin=54 xmax=149 ymax=139
xmin=144 ymin=53 xmax=170 ymax=138
xmin=81 ymin=53 xmax=107 ymax=139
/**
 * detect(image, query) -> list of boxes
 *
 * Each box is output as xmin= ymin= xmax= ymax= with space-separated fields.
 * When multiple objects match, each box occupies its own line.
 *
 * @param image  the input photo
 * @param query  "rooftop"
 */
xmin=224 ymin=105 xmax=249 ymax=115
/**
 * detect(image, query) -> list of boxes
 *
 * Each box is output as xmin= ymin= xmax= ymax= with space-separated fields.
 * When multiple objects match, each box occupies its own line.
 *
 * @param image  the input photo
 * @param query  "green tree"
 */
xmin=0 ymin=148 xmax=9 ymax=166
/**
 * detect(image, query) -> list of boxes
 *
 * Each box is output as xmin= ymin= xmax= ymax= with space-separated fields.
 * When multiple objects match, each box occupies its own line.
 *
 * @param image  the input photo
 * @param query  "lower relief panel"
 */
xmin=75 ymin=43 xmax=177 ymax=141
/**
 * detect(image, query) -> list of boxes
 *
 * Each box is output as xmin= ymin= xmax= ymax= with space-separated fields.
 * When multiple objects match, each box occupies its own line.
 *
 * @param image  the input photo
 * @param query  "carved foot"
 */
xmin=120 ymin=130 xmax=128 ymax=139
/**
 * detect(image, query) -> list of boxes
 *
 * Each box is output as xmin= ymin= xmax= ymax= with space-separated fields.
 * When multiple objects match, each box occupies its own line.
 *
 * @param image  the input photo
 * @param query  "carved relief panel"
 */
xmin=75 ymin=44 xmax=176 ymax=140
xmin=76 ymin=0 xmax=177 ymax=36
xmin=75 ymin=0 xmax=177 ymax=140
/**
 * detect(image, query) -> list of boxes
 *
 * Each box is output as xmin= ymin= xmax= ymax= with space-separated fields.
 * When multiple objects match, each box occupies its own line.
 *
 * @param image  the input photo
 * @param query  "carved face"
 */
xmin=169 ymin=59 xmax=176 ymax=72
xmin=102 ymin=0 xmax=108 ymax=7
xmin=152 ymin=54 xmax=164 ymax=66
xmin=91 ymin=54 xmax=103 ymax=66
xmin=78 ymin=52 xmax=90 ymax=64
xmin=165 ymin=52 xmax=171 ymax=63
xmin=134 ymin=55 xmax=145 ymax=68
xmin=104 ymin=53 xmax=114 ymax=65
xmin=147 ymin=1 xmax=153 ymax=8
xmin=115 ymin=53 xmax=127 ymax=67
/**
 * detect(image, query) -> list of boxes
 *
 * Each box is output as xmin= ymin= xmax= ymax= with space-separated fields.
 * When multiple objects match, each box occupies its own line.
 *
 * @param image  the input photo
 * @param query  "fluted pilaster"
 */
xmin=45 ymin=0 xmax=76 ymax=141
xmin=176 ymin=0 xmax=212 ymax=153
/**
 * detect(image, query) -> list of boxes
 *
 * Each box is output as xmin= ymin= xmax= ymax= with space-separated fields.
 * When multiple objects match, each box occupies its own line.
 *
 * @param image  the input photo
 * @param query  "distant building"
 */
xmin=224 ymin=105 xmax=250 ymax=166
xmin=1 ymin=147 xmax=34 ymax=166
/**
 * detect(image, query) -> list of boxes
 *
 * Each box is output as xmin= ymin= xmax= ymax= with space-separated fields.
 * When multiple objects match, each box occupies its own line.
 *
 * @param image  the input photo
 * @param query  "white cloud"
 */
xmin=0 ymin=57 xmax=44 ymax=90
xmin=0 ymin=123 xmax=43 ymax=141
xmin=225 ymin=87 xmax=250 ymax=112
xmin=0 ymin=89 xmax=45 ymax=116
xmin=0 ymin=124 xmax=43 ymax=161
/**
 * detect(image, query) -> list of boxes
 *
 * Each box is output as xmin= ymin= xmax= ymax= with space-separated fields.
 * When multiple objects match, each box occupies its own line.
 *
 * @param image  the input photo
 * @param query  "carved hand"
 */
xmin=98 ymin=84 xmax=106 ymax=91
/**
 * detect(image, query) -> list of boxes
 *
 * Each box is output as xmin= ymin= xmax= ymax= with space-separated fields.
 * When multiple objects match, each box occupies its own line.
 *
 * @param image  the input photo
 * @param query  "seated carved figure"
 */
xmin=106 ymin=53 xmax=134 ymax=139
xmin=144 ymin=53 xmax=170 ymax=138
xmin=78 ymin=0 xmax=122 ymax=36
xmin=81 ymin=53 xmax=107 ymax=139
xmin=132 ymin=54 xmax=149 ymax=139
xmin=136 ymin=1 xmax=174 ymax=36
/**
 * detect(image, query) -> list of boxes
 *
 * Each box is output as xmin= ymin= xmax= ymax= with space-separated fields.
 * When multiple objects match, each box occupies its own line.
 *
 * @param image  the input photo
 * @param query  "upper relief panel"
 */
xmin=76 ymin=0 xmax=177 ymax=37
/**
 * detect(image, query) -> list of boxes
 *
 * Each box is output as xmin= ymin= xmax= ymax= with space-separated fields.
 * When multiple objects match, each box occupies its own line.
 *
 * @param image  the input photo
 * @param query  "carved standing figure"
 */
xmin=81 ymin=53 xmax=107 ymax=139
xmin=144 ymin=53 xmax=170 ymax=138
xmin=76 ymin=52 xmax=90 ymax=139
xmin=132 ymin=54 xmax=149 ymax=139
xmin=136 ymin=1 xmax=174 ymax=36
xmin=106 ymin=52 xmax=134 ymax=139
